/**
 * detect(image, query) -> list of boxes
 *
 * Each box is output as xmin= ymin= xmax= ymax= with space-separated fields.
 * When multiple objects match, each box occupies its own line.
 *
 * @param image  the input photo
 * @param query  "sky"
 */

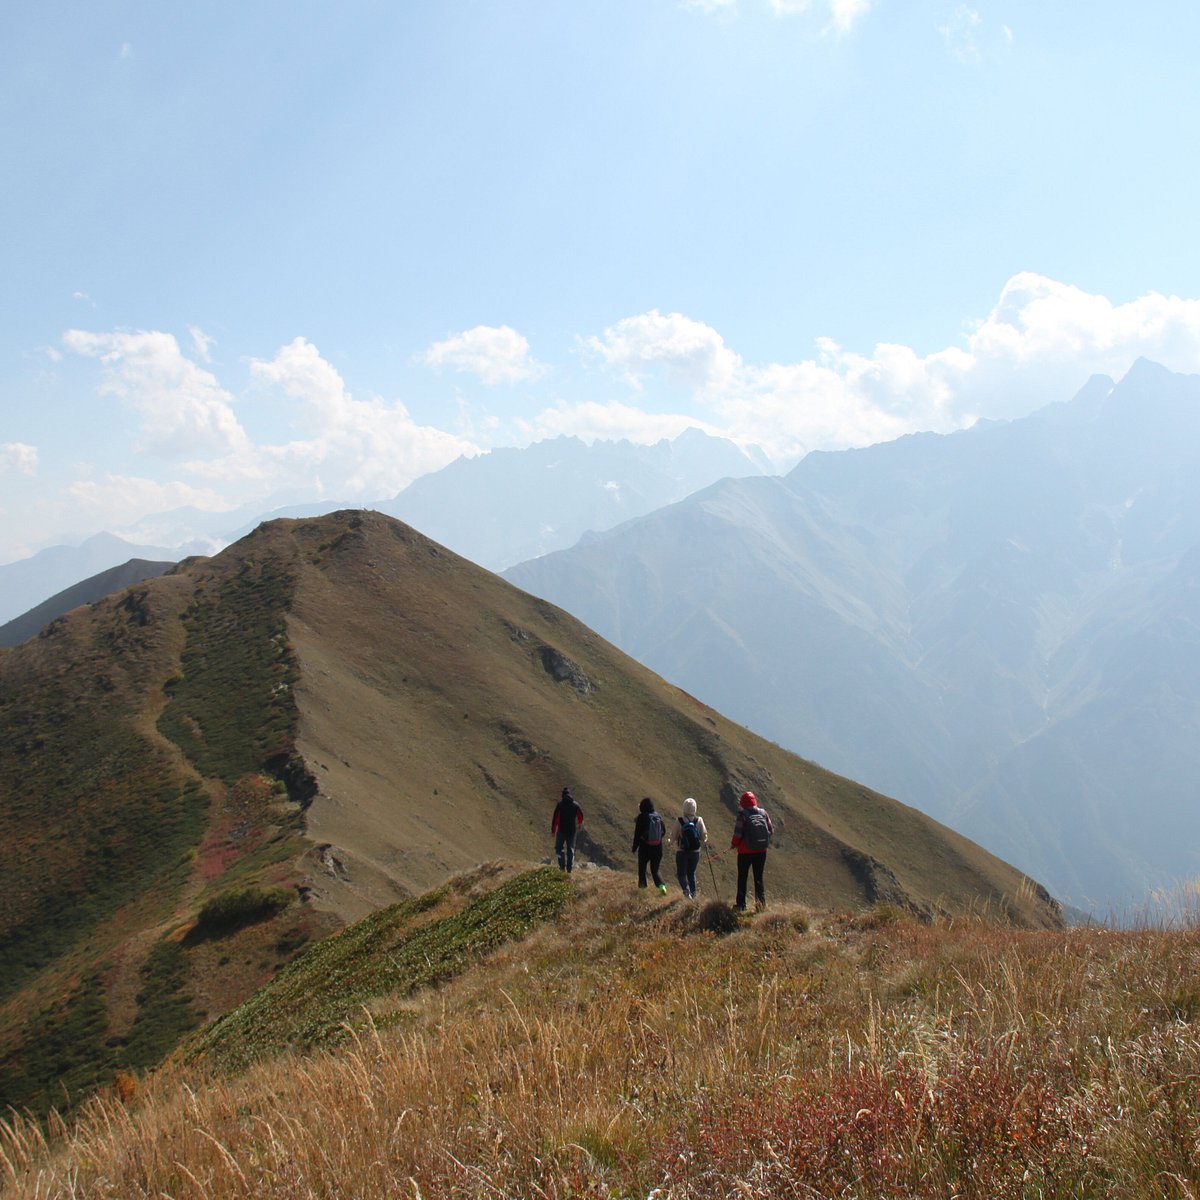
xmin=3 ymin=1 xmax=1200 ymax=564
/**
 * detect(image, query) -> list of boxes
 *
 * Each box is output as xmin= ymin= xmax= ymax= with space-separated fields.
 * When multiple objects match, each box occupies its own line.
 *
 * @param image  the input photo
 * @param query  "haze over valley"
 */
xmin=507 ymin=361 xmax=1200 ymax=910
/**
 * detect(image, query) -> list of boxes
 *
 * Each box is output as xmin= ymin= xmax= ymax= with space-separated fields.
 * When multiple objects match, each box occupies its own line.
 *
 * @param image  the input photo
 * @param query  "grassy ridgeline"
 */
xmin=4 ymin=868 xmax=1200 ymax=1199
xmin=157 ymin=556 xmax=299 ymax=785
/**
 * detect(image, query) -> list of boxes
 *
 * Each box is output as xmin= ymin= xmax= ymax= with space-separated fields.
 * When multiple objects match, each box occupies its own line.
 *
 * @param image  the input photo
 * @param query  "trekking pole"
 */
xmin=706 ymin=851 xmax=721 ymax=902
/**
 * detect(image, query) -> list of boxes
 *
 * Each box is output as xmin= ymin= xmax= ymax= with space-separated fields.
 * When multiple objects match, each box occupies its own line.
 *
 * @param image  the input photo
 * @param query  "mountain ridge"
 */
xmin=504 ymin=361 xmax=1200 ymax=907
xmin=1 ymin=429 xmax=766 ymax=633
xmin=0 ymin=557 xmax=177 ymax=648
xmin=0 ymin=508 xmax=1058 ymax=1114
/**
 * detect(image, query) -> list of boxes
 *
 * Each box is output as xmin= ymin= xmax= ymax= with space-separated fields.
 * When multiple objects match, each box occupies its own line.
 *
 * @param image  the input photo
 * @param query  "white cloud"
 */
xmin=0 ymin=443 xmax=38 ymax=475
xmin=938 ymin=5 xmax=1010 ymax=64
xmin=251 ymin=335 xmax=349 ymax=413
xmin=66 ymin=475 xmax=231 ymax=526
xmin=421 ymin=325 xmax=545 ymax=386
xmin=63 ymin=328 xmax=248 ymax=458
xmin=224 ymin=336 xmax=479 ymax=497
xmin=62 ymin=330 xmax=478 ymax=510
xmin=936 ymin=272 xmax=1200 ymax=415
xmin=827 ymin=0 xmax=870 ymax=35
xmin=189 ymin=325 xmax=214 ymax=362
xmin=583 ymin=310 xmax=741 ymax=394
xmin=581 ymin=275 xmax=1200 ymax=467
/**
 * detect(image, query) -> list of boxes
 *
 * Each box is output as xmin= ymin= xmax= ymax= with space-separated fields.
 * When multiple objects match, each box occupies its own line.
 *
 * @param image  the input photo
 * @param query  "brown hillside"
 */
xmin=0 ymin=508 xmax=1058 ymax=1116
xmin=277 ymin=510 xmax=1057 ymax=927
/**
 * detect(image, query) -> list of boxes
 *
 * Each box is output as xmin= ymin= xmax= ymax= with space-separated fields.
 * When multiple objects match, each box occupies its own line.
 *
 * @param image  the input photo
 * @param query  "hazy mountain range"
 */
xmin=7 ymin=366 xmax=1197 ymax=911
xmin=379 ymin=428 xmax=766 ymax=571
xmin=506 ymin=360 xmax=1200 ymax=910
xmin=0 ymin=510 xmax=1054 ymax=1114
xmin=0 ymin=430 xmax=764 ymax=631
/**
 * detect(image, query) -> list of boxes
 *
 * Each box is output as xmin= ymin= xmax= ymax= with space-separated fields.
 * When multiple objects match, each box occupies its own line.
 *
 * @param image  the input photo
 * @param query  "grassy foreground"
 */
xmin=3 ymin=866 xmax=1200 ymax=1199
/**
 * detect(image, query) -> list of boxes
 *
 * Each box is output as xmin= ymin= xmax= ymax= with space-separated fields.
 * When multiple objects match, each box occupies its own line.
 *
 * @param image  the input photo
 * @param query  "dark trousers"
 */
xmin=637 ymin=843 xmax=664 ymax=888
xmin=555 ymin=828 xmax=577 ymax=872
xmin=736 ymin=851 xmax=767 ymax=909
xmin=676 ymin=849 xmax=700 ymax=897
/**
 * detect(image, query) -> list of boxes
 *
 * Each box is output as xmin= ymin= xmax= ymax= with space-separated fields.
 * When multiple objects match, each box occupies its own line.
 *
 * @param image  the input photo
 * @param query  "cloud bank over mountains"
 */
xmin=9 ymin=273 xmax=1200 ymax=562
xmin=576 ymin=275 xmax=1200 ymax=460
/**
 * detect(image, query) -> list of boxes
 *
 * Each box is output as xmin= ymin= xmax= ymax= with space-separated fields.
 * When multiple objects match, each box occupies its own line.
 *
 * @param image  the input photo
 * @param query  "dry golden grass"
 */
xmin=4 ymin=871 xmax=1200 ymax=1199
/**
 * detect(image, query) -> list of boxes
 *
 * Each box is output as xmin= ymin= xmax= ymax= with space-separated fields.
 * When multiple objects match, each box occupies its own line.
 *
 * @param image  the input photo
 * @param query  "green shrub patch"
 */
xmin=185 ymin=867 xmax=573 ymax=1073
xmin=0 ymin=974 xmax=112 ymax=1117
xmin=190 ymin=886 xmax=293 ymax=940
xmin=158 ymin=557 xmax=299 ymax=786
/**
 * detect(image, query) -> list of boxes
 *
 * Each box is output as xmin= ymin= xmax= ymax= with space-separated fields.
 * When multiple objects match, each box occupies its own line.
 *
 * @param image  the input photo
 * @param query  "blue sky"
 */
xmin=3 ymin=1 xmax=1200 ymax=562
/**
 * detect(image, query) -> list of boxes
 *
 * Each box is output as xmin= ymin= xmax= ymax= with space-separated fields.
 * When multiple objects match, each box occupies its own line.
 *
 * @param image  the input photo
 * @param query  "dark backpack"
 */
xmin=741 ymin=808 xmax=770 ymax=851
xmin=645 ymin=812 xmax=664 ymax=845
xmin=678 ymin=817 xmax=702 ymax=852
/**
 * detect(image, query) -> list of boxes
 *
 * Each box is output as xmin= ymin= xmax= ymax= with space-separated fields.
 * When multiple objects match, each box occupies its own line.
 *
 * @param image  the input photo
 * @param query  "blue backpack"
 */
xmin=678 ymin=817 xmax=702 ymax=852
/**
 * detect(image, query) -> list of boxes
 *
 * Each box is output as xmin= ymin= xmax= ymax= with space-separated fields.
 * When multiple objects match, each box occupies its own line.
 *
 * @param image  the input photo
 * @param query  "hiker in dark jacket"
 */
xmin=551 ymin=787 xmax=584 ymax=872
xmin=631 ymin=796 xmax=668 ymax=894
xmin=731 ymin=790 xmax=773 ymax=911
xmin=669 ymin=796 xmax=708 ymax=899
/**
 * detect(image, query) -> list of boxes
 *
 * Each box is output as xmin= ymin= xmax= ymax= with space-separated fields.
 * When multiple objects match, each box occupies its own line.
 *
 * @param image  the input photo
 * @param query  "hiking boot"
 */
xmin=657 ymin=883 xmax=668 ymax=895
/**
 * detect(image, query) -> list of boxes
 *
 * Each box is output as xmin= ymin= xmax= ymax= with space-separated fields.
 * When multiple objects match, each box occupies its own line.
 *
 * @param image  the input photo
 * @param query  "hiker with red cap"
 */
xmin=731 ymin=790 xmax=773 ymax=911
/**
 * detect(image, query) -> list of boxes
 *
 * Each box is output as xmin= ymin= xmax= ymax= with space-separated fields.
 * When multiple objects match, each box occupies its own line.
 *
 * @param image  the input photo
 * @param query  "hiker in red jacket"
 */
xmin=551 ymin=787 xmax=584 ymax=872
xmin=731 ymin=790 xmax=773 ymax=911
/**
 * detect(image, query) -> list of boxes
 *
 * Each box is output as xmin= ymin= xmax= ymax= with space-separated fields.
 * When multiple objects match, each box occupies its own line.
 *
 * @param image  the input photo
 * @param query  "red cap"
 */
xmin=739 ymin=791 xmax=757 ymax=808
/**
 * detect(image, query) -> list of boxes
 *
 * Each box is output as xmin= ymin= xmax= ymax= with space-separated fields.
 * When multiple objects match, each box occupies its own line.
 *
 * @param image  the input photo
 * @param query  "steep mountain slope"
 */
xmin=0 ymin=510 xmax=1057 ymax=1115
xmin=505 ymin=361 xmax=1200 ymax=908
xmin=282 ymin=511 xmax=1049 ymax=923
xmin=380 ymin=428 xmax=765 ymax=570
xmin=0 ymin=558 xmax=177 ymax=647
